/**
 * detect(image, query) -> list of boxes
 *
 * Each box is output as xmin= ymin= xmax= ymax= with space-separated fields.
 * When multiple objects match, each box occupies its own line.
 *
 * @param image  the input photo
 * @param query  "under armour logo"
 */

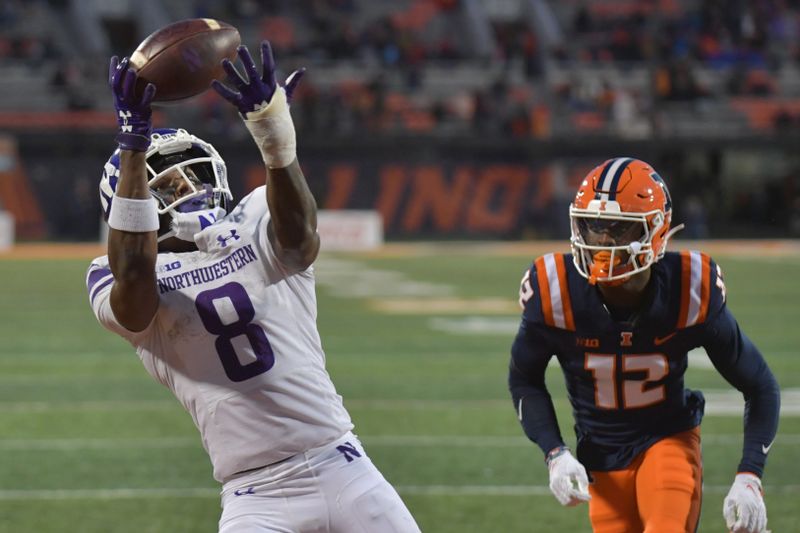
xmin=234 ymin=487 xmax=255 ymax=496
xmin=252 ymin=99 xmax=270 ymax=112
xmin=336 ymin=442 xmax=362 ymax=463
xmin=217 ymin=229 xmax=240 ymax=248
xmin=119 ymin=110 xmax=132 ymax=132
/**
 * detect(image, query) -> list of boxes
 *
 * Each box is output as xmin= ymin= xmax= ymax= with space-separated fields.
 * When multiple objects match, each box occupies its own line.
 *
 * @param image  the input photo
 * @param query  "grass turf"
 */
xmin=0 ymin=243 xmax=797 ymax=532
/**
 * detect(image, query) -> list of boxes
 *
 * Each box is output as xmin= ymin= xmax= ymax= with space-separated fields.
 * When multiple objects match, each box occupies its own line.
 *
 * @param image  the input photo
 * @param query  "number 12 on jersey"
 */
xmin=585 ymin=353 xmax=668 ymax=409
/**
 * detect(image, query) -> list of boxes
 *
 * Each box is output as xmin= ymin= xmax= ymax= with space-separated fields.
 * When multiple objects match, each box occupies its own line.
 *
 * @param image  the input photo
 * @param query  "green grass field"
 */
xmin=0 ymin=242 xmax=798 ymax=532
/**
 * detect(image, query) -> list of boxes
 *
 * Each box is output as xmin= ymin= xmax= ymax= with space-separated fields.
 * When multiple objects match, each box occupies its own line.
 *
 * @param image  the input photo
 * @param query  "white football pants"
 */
xmin=218 ymin=431 xmax=421 ymax=533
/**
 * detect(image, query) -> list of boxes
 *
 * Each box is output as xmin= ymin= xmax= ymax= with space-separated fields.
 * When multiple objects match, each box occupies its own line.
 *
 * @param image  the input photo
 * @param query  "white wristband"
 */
xmin=243 ymin=87 xmax=297 ymax=168
xmin=108 ymin=196 xmax=160 ymax=233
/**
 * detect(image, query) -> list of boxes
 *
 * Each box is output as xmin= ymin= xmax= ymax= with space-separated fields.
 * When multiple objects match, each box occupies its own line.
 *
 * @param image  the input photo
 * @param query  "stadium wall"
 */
xmin=10 ymin=132 xmax=800 ymax=242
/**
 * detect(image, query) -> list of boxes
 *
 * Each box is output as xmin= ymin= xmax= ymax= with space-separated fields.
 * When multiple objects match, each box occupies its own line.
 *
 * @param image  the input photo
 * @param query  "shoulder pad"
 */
xmin=675 ymin=250 xmax=725 ymax=329
xmin=519 ymin=253 xmax=576 ymax=331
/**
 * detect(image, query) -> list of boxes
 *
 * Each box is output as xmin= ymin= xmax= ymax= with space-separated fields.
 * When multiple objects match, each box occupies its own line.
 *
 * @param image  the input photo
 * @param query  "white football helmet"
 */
xmin=99 ymin=128 xmax=232 ymax=241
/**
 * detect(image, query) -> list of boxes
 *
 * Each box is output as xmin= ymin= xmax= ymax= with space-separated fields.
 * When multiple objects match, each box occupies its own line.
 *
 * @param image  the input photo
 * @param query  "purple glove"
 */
xmin=109 ymin=56 xmax=156 ymax=152
xmin=211 ymin=41 xmax=305 ymax=117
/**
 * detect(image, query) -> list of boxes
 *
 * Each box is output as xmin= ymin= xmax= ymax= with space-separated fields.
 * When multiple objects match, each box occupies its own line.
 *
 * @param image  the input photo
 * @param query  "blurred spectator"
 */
xmin=612 ymin=87 xmax=651 ymax=138
xmin=683 ymin=195 xmax=710 ymax=238
xmin=727 ymin=66 xmax=777 ymax=95
xmin=655 ymin=59 xmax=708 ymax=101
xmin=61 ymin=176 xmax=100 ymax=240
xmin=573 ymin=5 xmax=593 ymax=34
xmin=50 ymin=59 xmax=93 ymax=110
xmin=8 ymin=0 xmax=800 ymax=141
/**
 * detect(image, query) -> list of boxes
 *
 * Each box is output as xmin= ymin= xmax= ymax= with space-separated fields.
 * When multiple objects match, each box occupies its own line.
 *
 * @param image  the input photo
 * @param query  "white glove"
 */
xmin=547 ymin=447 xmax=591 ymax=506
xmin=723 ymin=473 xmax=768 ymax=533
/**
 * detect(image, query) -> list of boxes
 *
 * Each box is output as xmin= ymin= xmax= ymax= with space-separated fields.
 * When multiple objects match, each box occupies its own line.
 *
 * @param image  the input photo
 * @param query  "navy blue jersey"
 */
xmin=509 ymin=251 xmax=780 ymax=475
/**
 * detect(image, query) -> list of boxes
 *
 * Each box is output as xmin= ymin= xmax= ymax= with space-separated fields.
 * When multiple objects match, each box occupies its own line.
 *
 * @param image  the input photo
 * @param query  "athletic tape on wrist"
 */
xmin=545 ymin=445 xmax=570 ymax=466
xmin=108 ymin=196 xmax=160 ymax=233
xmin=243 ymin=88 xmax=297 ymax=168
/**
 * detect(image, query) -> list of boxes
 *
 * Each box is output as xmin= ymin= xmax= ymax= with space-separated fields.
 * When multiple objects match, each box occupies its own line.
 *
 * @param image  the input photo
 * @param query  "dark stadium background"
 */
xmin=1 ymin=0 xmax=799 ymax=242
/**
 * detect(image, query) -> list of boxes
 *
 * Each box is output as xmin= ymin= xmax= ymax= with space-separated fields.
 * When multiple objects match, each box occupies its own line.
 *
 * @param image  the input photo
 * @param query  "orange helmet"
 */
xmin=569 ymin=157 xmax=680 ymax=285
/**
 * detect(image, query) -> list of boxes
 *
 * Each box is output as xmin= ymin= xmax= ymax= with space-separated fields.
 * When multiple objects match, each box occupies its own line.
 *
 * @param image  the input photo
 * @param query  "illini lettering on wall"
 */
xmin=246 ymin=160 xmax=588 ymax=239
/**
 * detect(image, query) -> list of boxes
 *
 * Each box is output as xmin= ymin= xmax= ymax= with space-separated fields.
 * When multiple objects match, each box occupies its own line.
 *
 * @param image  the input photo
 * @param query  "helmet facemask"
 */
xmin=100 ymin=128 xmax=233 ymax=243
xmin=146 ymin=129 xmax=232 ymax=242
xmin=570 ymin=200 xmax=664 ymax=286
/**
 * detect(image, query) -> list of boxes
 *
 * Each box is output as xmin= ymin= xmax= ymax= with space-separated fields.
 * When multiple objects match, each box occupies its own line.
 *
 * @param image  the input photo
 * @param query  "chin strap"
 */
xmin=664 ymin=223 xmax=685 ymax=243
xmin=158 ymin=207 xmax=227 ymax=243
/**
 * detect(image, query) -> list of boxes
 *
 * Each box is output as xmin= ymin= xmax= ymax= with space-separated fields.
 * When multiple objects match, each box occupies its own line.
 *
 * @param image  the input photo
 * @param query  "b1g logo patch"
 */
xmin=158 ymin=261 xmax=182 ymax=273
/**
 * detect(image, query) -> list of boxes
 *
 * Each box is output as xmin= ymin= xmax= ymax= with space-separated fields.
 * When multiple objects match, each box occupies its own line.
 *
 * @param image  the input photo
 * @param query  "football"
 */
xmin=129 ymin=18 xmax=240 ymax=102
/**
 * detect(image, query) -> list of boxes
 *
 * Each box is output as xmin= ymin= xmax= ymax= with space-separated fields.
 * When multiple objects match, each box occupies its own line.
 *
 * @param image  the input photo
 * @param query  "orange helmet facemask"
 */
xmin=569 ymin=157 xmax=683 ymax=286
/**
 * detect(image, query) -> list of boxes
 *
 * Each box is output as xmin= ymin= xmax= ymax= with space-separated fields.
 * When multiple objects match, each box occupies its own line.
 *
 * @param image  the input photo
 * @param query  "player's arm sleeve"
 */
xmin=86 ymin=260 xmax=154 ymax=342
xmin=508 ymin=318 xmax=565 ymax=456
xmin=700 ymin=285 xmax=780 ymax=477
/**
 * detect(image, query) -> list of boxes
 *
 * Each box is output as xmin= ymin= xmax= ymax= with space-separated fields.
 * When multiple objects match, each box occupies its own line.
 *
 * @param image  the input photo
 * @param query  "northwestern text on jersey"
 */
xmin=156 ymin=244 xmax=258 ymax=295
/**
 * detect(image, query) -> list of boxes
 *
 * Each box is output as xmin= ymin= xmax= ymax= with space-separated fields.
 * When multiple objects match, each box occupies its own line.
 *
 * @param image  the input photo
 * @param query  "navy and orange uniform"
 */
xmin=509 ymin=251 xmax=780 ymax=476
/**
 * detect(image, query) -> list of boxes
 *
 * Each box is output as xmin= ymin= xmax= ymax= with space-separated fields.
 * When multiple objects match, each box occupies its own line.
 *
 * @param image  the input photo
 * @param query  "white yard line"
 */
xmin=315 ymin=257 xmax=454 ymax=298
xmin=1 ymin=484 xmax=799 ymax=501
xmin=0 ymin=488 xmax=219 ymax=501
xmin=0 ymin=352 xmax=131 ymax=359
xmin=2 ymin=434 xmax=798 ymax=452
xmin=0 ymin=375 xmax=148 ymax=383
xmin=0 ymin=437 xmax=198 ymax=451
xmin=3 ymin=389 xmax=799 ymax=415
xmin=428 ymin=316 xmax=520 ymax=334
xmin=365 ymin=434 xmax=800 ymax=446
xmin=396 ymin=484 xmax=800 ymax=496
xmin=0 ymin=400 xmax=176 ymax=413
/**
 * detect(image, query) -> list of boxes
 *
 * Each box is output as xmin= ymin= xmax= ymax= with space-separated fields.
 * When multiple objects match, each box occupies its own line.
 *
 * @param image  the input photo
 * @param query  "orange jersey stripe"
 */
xmin=677 ymin=251 xmax=712 ymax=328
xmin=554 ymin=254 xmax=576 ymax=331
xmin=696 ymin=253 xmax=712 ymax=324
xmin=535 ymin=256 xmax=554 ymax=327
xmin=677 ymin=251 xmax=692 ymax=329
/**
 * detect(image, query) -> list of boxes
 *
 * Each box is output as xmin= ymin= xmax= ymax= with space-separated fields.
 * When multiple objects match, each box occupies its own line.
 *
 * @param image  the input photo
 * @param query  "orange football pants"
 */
xmin=588 ymin=427 xmax=702 ymax=533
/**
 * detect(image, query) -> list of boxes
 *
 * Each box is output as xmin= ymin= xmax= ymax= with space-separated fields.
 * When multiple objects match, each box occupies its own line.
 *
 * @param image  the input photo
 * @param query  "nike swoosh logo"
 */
xmin=762 ymin=441 xmax=774 ymax=454
xmin=653 ymin=332 xmax=677 ymax=346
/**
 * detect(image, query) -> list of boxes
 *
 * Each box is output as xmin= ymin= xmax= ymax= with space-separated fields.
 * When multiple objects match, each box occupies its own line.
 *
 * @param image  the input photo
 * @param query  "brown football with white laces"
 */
xmin=130 ymin=18 xmax=240 ymax=102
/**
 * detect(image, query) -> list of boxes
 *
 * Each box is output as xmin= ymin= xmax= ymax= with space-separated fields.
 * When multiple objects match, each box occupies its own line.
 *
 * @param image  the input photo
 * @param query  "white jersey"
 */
xmin=87 ymin=186 xmax=353 ymax=482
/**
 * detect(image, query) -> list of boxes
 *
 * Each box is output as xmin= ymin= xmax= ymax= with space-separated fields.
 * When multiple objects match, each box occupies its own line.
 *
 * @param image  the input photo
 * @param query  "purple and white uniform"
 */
xmin=87 ymin=186 xmax=421 ymax=532
xmin=88 ymin=186 xmax=353 ymax=482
